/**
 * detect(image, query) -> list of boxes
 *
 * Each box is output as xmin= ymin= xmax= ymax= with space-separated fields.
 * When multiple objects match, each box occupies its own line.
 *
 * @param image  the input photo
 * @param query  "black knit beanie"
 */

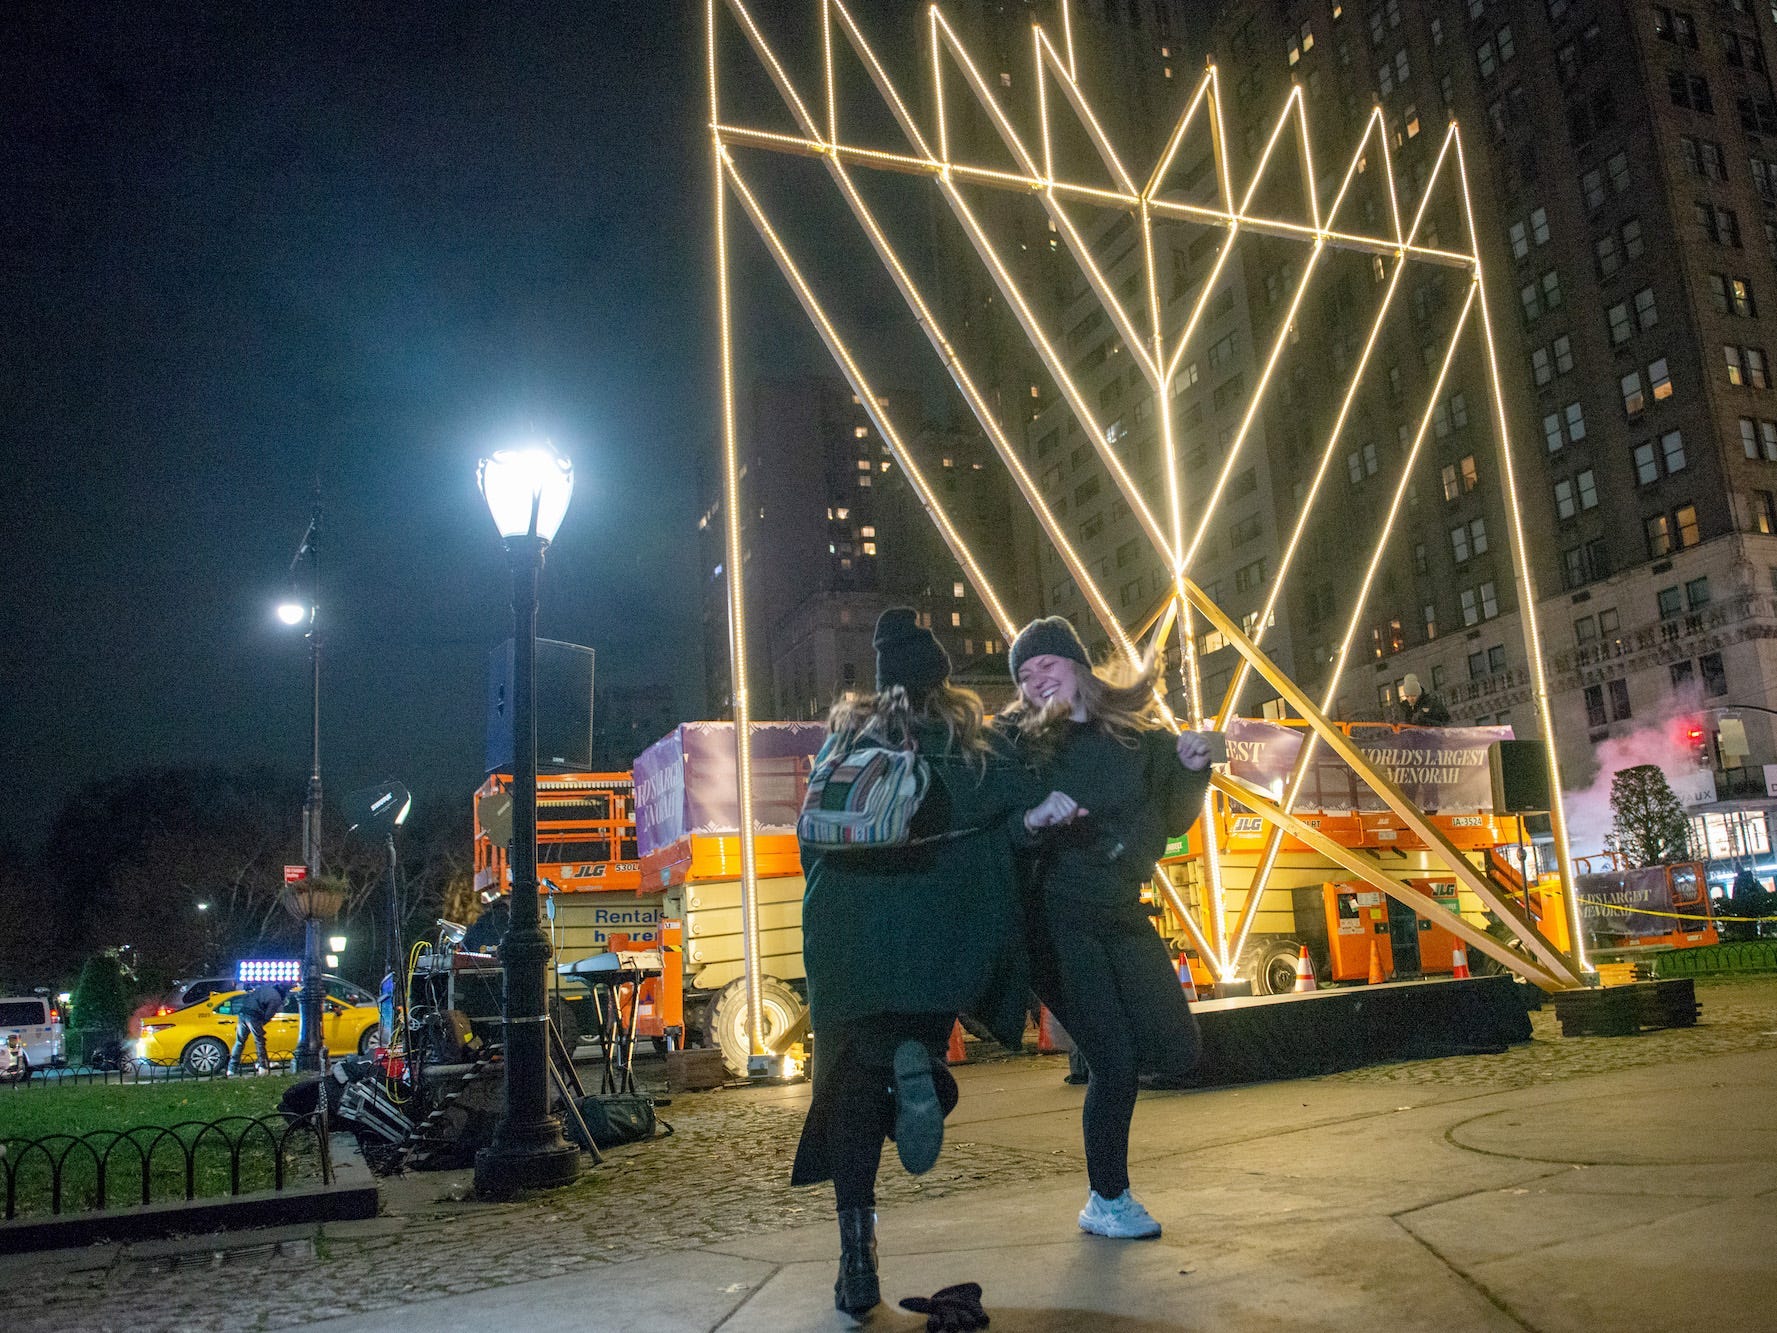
xmin=1009 ymin=615 xmax=1090 ymax=680
xmin=874 ymin=607 xmax=951 ymax=698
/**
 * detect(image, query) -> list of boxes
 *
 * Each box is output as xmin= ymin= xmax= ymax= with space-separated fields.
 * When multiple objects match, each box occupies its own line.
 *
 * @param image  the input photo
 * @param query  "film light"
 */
xmin=238 ymin=959 xmax=302 ymax=985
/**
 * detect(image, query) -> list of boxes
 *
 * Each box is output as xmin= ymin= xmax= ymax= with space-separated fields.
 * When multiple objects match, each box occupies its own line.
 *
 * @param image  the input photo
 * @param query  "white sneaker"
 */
xmin=1078 ymin=1189 xmax=1162 ymax=1239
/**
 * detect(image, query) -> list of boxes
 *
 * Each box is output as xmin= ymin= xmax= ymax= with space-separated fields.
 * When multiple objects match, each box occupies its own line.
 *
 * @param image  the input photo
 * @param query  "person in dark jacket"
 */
xmin=228 ymin=982 xmax=290 ymax=1076
xmin=791 ymin=607 xmax=1080 ymax=1317
xmin=1004 ymin=615 xmax=1214 ymax=1241
xmin=462 ymin=890 xmax=511 ymax=954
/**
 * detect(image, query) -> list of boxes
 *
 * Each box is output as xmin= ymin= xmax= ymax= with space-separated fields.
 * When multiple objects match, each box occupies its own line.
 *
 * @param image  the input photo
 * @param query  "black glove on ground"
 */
xmin=899 ymin=1281 xmax=989 ymax=1331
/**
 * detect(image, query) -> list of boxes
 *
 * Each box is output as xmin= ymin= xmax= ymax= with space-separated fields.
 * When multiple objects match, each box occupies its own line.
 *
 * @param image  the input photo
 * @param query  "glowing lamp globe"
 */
xmin=478 ymin=443 xmax=574 ymax=542
xmin=276 ymin=600 xmax=309 ymax=625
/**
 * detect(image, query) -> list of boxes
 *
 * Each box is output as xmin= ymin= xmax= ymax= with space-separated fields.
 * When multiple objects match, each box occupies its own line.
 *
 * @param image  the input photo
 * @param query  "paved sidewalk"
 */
xmin=297 ymin=1045 xmax=1775 ymax=1333
xmin=9 ymin=978 xmax=1776 ymax=1331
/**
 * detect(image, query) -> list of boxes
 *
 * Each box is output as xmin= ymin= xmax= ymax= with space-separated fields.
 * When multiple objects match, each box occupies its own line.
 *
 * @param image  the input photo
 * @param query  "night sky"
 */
xmin=1 ymin=3 xmax=744 ymax=846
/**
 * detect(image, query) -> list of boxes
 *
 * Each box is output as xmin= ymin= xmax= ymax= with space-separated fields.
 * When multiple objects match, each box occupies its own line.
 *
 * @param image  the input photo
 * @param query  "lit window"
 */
xmin=953 ymin=581 xmax=965 ymax=598
xmin=950 ymin=612 xmax=962 ymax=627
xmin=862 ymin=542 xmax=877 ymax=556
xmin=1648 ymin=358 xmax=1672 ymax=401
xmin=860 ymin=525 xmax=875 ymax=537
xmin=1676 ymin=504 xmax=1700 ymax=547
xmin=854 ymin=426 xmax=868 ymax=438
xmin=1646 ymin=513 xmax=1672 ymax=557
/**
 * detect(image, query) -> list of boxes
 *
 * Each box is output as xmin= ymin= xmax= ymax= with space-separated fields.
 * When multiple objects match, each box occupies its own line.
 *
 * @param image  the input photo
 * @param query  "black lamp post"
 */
xmin=277 ymin=497 xmax=326 ymax=1073
xmin=472 ymin=441 xmax=581 ymax=1197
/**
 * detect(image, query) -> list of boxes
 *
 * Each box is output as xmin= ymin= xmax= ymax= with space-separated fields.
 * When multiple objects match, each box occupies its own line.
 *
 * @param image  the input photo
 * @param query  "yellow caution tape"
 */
xmin=1573 ymin=895 xmax=1766 ymax=925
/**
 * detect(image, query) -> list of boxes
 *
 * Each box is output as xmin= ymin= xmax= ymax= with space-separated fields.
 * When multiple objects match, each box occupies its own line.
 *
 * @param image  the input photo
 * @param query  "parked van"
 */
xmin=0 ymin=995 xmax=65 ymax=1077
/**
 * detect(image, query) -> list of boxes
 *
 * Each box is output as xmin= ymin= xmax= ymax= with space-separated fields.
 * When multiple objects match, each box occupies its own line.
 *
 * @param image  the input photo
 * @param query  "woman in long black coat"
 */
xmin=1004 ymin=615 xmax=1213 ymax=1242
xmin=791 ymin=607 xmax=1077 ymax=1317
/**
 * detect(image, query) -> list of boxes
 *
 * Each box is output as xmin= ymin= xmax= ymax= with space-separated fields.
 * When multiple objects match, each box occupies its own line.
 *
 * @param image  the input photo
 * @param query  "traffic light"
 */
xmin=1685 ymin=723 xmax=1710 ymax=769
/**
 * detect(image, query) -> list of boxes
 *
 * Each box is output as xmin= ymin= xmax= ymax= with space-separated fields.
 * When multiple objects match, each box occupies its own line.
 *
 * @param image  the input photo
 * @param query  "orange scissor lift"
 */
xmin=474 ymin=771 xmax=681 ymax=1049
xmin=1157 ymin=720 xmax=1544 ymax=996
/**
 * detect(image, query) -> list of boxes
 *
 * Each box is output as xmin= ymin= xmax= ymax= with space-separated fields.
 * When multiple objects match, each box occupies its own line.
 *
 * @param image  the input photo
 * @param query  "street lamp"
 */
xmin=472 ymin=440 xmax=581 ymax=1197
xmin=278 ymin=495 xmax=327 ymax=1072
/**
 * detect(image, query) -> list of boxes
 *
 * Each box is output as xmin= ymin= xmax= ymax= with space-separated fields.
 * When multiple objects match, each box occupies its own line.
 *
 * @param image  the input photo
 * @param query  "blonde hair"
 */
xmin=1005 ymin=648 xmax=1165 ymax=760
xmin=827 ymin=682 xmax=991 ymax=767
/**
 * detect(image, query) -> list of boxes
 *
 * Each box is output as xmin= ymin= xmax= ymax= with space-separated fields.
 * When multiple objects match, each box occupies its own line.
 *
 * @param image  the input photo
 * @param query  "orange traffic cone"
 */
xmin=946 ymin=1019 xmax=968 ymax=1065
xmin=1177 ymin=956 xmax=1200 ymax=1002
xmin=1451 ymin=943 xmax=1471 ymax=980
xmin=1367 ymin=938 xmax=1386 ymax=985
xmin=1292 ymin=945 xmax=1317 ymax=993
xmin=1035 ymin=1005 xmax=1066 ymax=1054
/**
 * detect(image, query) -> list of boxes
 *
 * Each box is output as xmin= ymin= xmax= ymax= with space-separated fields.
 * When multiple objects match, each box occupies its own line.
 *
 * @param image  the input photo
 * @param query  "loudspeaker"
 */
xmin=1488 ymin=739 xmax=1551 ymax=814
xmin=485 ymin=638 xmax=596 ymax=775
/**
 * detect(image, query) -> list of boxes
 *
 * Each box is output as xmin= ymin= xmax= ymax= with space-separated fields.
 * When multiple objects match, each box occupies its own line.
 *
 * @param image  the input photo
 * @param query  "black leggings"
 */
xmin=824 ymin=1013 xmax=957 ymax=1211
xmin=1038 ymin=907 xmax=1199 ymax=1198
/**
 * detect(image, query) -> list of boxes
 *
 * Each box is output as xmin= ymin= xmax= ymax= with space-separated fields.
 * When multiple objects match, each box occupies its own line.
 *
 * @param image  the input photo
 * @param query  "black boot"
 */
xmin=834 ymin=1206 xmax=880 ymax=1316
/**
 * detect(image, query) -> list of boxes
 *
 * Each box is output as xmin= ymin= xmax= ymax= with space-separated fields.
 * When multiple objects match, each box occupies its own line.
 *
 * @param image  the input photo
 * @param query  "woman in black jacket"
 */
xmin=792 ymin=608 xmax=1078 ymax=1315
xmin=1004 ymin=615 xmax=1213 ymax=1240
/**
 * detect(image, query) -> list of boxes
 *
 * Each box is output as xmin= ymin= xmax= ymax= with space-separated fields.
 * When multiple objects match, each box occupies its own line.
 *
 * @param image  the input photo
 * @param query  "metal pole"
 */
xmin=475 ymin=535 xmax=579 ymax=1196
xmin=296 ymin=501 xmax=326 ymax=1073
xmin=384 ymin=833 xmax=401 ymax=1045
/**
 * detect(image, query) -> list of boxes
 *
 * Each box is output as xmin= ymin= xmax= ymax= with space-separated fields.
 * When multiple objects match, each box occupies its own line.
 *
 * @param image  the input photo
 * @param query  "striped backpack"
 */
xmin=797 ymin=699 xmax=931 ymax=851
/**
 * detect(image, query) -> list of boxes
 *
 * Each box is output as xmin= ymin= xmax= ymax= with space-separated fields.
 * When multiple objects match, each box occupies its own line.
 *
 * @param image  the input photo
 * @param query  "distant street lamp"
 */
xmin=196 ymin=901 xmax=215 ymax=972
xmin=277 ymin=495 xmax=327 ymax=1072
xmin=472 ymin=441 xmax=581 ymax=1198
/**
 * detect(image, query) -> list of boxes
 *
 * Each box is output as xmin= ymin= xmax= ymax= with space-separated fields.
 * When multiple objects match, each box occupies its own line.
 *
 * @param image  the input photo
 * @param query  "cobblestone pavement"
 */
xmin=12 ymin=975 xmax=1776 ymax=1332
xmin=13 ymin=1082 xmax=1074 ymax=1333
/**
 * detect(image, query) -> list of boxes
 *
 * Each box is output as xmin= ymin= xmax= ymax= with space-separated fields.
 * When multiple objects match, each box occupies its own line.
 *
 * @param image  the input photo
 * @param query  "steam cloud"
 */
xmin=1560 ymin=680 xmax=1705 ymax=858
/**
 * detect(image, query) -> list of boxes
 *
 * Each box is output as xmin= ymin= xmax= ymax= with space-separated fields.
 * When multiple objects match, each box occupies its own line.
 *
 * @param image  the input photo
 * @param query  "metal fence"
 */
xmin=6 ymin=1059 xmax=222 ymax=1089
xmin=2 ymin=1112 xmax=329 ymax=1220
xmin=1655 ymin=941 xmax=1777 ymax=976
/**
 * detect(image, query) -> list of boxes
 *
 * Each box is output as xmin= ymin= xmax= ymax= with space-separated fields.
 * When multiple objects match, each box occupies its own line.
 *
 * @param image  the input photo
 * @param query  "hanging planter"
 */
xmin=281 ymin=876 xmax=349 ymax=921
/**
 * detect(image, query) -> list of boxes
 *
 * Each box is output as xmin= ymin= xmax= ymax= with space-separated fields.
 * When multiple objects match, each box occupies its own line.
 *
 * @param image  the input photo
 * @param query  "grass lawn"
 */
xmin=0 ymin=1074 xmax=325 ymax=1218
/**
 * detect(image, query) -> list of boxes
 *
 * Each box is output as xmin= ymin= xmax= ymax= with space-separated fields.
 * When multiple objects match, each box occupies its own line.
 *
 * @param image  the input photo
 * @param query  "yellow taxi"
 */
xmin=137 ymin=985 xmax=383 ymax=1074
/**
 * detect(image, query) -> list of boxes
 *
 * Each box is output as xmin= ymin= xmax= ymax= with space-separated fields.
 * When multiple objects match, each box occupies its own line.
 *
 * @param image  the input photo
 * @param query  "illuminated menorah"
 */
xmin=705 ymin=0 xmax=1589 ymax=1054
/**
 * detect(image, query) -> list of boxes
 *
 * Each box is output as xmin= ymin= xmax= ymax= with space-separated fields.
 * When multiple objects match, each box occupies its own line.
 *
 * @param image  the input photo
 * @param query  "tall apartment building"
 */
xmin=1178 ymin=0 xmax=1777 ymax=861
xmin=699 ymin=376 xmax=1029 ymax=719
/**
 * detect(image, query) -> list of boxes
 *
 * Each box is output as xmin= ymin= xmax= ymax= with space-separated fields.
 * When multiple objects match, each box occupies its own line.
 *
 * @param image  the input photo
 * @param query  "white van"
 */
xmin=0 ymin=995 xmax=64 ymax=1075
